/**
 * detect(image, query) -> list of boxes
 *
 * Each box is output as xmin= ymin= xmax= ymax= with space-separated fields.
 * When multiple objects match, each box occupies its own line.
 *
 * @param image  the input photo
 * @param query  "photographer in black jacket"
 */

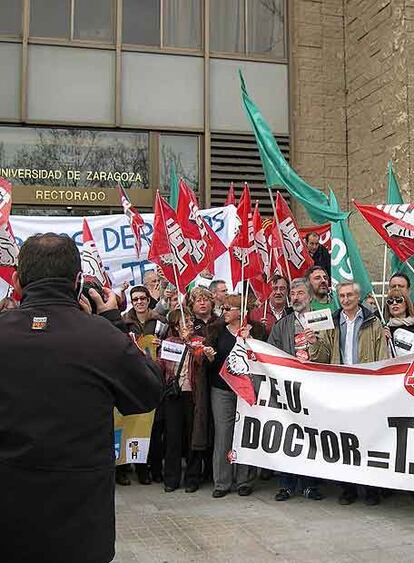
xmin=0 ymin=233 xmax=163 ymax=563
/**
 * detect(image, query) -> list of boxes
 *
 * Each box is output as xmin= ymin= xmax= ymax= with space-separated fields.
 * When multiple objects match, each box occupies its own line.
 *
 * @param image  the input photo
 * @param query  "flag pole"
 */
xmin=156 ymin=191 xmax=186 ymax=327
xmin=404 ymin=261 xmax=414 ymax=277
xmin=381 ymin=245 xmax=388 ymax=311
xmin=240 ymin=255 xmax=245 ymax=321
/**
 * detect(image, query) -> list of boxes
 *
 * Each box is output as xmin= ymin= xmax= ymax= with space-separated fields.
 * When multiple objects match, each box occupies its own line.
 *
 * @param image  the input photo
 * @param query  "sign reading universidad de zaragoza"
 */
xmin=229 ymin=339 xmax=414 ymax=491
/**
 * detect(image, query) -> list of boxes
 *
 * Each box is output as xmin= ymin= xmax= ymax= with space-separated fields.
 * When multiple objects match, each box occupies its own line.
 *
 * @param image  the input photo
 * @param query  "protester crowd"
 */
xmin=91 ymin=233 xmax=414 ymax=504
xmin=1 ymin=230 xmax=413 ymax=517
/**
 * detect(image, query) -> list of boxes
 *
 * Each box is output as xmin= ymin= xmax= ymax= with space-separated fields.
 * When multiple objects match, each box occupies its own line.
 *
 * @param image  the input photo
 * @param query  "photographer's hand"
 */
xmin=89 ymin=287 xmax=119 ymax=314
xmin=79 ymin=294 xmax=92 ymax=315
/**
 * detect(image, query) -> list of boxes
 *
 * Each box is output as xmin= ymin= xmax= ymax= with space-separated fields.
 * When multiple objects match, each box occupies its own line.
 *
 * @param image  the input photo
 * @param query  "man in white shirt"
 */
xmin=308 ymin=281 xmax=388 ymax=505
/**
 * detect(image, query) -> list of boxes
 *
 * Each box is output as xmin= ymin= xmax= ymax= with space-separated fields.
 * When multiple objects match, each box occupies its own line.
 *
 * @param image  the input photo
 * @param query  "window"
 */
xmin=122 ymin=0 xmax=202 ymax=49
xmin=0 ymin=126 xmax=149 ymax=190
xmin=30 ymin=0 xmax=70 ymax=39
xmin=74 ymin=0 xmax=114 ymax=42
xmin=30 ymin=0 xmax=114 ymax=42
xmin=122 ymin=0 xmax=160 ymax=46
xmin=247 ymin=0 xmax=285 ymax=58
xmin=210 ymin=0 xmax=245 ymax=53
xmin=159 ymin=135 xmax=200 ymax=198
xmin=0 ymin=0 xmax=22 ymax=36
xmin=163 ymin=0 xmax=202 ymax=49
xmin=210 ymin=0 xmax=285 ymax=59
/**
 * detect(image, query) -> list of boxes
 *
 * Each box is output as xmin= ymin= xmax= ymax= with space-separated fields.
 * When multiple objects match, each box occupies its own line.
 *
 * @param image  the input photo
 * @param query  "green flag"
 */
xmin=239 ymin=70 xmax=348 ymax=224
xmin=386 ymin=162 xmax=414 ymax=288
xmin=329 ymin=190 xmax=373 ymax=306
xmin=169 ymin=160 xmax=179 ymax=210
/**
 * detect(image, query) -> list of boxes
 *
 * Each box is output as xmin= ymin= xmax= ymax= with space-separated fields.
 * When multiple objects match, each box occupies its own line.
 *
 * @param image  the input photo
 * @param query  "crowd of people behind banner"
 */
xmin=2 ymin=230 xmax=410 ymax=509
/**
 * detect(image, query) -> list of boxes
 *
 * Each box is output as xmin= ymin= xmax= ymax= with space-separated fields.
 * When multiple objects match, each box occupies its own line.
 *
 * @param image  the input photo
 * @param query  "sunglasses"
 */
xmin=386 ymin=297 xmax=405 ymax=305
xmin=132 ymin=296 xmax=148 ymax=303
xmin=223 ymin=306 xmax=240 ymax=312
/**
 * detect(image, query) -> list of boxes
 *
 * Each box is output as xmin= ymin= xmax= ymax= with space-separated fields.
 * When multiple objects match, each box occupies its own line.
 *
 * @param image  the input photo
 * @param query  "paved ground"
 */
xmin=113 ymin=477 xmax=414 ymax=563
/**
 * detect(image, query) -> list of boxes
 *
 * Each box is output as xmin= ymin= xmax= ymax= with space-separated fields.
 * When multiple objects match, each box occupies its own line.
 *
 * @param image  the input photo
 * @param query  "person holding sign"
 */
xmin=308 ymin=281 xmax=388 ymax=506
xmin=121 ymin=285 xmax=167 ymax=486
xmin=384 ymin=289 xmax=414 ymax=357
xmin=159 ymin=309 xmax=209 ymax=493
xmin=267 ymin=278 xmax=324 ymax=502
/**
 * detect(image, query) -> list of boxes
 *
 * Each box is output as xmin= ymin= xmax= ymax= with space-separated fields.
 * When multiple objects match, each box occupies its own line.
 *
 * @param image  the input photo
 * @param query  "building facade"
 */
xmin=0 ymin=0 xmax=289 ymax=217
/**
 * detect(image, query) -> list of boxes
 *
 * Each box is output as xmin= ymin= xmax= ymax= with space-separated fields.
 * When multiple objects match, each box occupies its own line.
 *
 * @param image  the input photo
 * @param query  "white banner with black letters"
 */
xmin=231 ymin=339 xmax=414 ymax=491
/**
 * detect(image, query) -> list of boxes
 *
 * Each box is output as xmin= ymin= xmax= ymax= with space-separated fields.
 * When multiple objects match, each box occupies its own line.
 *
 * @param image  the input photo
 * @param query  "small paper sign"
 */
xmin=393 ymin=328 xmax=414 ymax=357
xmin=160 ymin=340 xmax=186 ymax=362
xmin=303 ymin=308 xmax=334 ymax=331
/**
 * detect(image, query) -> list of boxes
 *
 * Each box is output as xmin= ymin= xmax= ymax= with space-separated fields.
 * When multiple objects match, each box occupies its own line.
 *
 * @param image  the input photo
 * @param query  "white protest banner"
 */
xmin=1 ymin=206 xmax=238 ymax=298
xmin=230 ymin=339 xmax=414 ymax=491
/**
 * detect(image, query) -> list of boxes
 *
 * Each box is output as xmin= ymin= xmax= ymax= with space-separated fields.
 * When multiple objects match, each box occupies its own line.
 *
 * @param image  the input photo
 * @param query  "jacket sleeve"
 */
xmin=309 ymin=330 xmax=333 ymax=363
xmin=110 ymin=334 xmax=164 ymax=416
xmin=374 ymin=320 xmax=389 ymax=361
xmin=267 ymin=321 xmax=283 ymax=348
xmin=99 ymin=309 xmax=130 ymax=334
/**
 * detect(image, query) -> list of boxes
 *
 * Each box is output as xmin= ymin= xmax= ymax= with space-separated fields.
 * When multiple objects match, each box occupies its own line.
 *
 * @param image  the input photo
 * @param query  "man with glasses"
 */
xmin=268 ymin=278 xmax=324 ymax=501
xmin=308 ymin=281 xmax=388 ymax=505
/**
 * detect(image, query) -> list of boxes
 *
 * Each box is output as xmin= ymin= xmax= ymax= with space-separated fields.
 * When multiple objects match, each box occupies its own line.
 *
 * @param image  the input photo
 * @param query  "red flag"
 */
xmin=0 ymin=179 xmax=19 ymax=289
xmin=229 ymin=184 xmax=261 ymax=288
xmin=276 ymin=192 xmax=314 ymax=279
xmin=0 ymin=178 xmax=12 ymax=226
xmin=225 ymin=183 xmax=236 ymax=206
xmin=177 ymin=179 xmax=226 ymax=275
xmin=82 ymin=218 xmax=112 ymax=288
xmin=118 ymin=185 xmax=145 ymax=259
xmin=300 ymin=223 xmax=331 ymax=251
xmin=0 ymin=222 xmax=19 ymax=286
xmin=220 ymin=338 xmax=256 ymax=406
xmin=354 ymin=201 xmax=414 ymax=262
xmin=149 ymin=192 xmax=197 ymax=293
xmin=250 ymin=202 xmax=272 ymax=302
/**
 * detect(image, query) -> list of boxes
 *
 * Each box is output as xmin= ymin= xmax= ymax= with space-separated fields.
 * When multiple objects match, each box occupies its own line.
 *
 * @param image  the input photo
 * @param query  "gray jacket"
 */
xmin=267 ymin=312 xmax=296 ymax=354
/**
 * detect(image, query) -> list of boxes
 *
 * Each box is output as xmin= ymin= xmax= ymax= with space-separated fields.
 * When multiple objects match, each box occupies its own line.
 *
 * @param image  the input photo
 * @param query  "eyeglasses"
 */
xmin=386 ymin=297 xmax=405 ymax=305
xmin=132 ymin=296 xmax=148 ymax=303
xmin=223 ymin=306 xmax=240 ymax=312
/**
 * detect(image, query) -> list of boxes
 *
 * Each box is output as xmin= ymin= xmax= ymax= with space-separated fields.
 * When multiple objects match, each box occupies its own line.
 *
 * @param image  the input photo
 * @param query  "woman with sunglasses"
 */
xmin=118 ymin=285 xmax=167 ymax=486
xmin=203 ymin=295 xmax=266 ymax=498
xmin=384 ymin=288 xmax=414 ymax=356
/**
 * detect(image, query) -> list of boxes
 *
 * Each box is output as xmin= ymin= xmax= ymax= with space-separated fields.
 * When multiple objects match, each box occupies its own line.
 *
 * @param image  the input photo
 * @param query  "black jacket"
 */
xmin=0 ymin=278 xmax=163 ymax=563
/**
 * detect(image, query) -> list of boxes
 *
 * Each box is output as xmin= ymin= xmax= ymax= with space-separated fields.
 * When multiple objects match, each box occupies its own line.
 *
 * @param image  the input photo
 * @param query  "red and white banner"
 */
xmin=82 ymin=218 xmax=112 ymax=287
xmin=276 ymin=192 xmax=314 ymax=278
xmin=354 ymin=201 xmax=414 ymax=262
xmin=0 ymin=178 xmax=19 ymax=287
xmin=177 ymin=179 xmax=226 ymax=275
xmin=149 ymin=192 xmax=198 ymax=293
xmin=229 ymin=184 xmax=261 ymax=288
xmin=117 ymin=185 xmax=145 ymax=259
xmin=228 ymin=338 xmax=414 ymax=491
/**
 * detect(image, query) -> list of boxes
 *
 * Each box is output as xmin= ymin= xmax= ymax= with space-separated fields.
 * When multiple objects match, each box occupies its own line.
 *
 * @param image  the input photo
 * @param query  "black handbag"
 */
xmin=162 ymin=346 xmax=189 ymax=401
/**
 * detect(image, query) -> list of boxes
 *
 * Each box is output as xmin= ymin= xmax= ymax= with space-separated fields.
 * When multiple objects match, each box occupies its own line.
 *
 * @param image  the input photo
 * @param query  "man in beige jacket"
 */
xmin=306 ymin=281 xmax=388 ymax=505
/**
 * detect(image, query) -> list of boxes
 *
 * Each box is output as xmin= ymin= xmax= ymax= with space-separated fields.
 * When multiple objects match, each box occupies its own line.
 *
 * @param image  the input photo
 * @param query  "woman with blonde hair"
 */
xmin=384 ymin=288 xmax=414 ymax=356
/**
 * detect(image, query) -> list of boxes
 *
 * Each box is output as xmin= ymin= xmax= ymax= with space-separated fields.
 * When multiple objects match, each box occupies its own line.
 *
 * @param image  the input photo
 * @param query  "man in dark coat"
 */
xmin=0 ymin=233 xmax=164 ymax=563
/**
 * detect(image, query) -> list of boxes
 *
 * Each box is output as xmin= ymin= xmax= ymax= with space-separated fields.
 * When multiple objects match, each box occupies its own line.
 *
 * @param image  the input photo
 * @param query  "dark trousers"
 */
xmin=341 ymin=483 xmax=379 ymax=499
xmin=278 ymin=473 xmax=317 ymax=491
xmin=164 ymin=391 xmax=202 ymax=489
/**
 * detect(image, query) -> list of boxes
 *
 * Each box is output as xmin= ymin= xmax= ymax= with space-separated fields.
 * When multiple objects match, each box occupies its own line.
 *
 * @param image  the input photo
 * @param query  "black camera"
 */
xmin=82 ymin=276 xmax=105 ymax=314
